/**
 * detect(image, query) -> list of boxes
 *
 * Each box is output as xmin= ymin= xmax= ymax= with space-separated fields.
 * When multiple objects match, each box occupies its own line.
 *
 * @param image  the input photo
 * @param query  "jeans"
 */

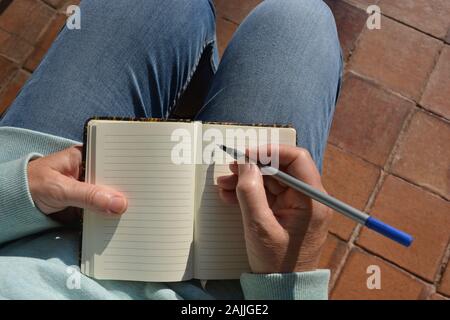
xmin=0 ymin=0 xmax=342 ymax=171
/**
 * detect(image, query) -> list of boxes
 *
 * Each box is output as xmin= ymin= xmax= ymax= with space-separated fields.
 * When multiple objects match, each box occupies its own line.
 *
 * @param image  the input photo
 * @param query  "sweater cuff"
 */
xmin=0 ymin=153 xmax=59 ymax=244
xmin=240 ymin=269 xmax=330 ymax=300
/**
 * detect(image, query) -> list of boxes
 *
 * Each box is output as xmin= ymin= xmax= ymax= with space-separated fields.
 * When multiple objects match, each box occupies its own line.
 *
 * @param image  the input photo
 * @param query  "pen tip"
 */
xmin=217 ymin=144 xmax=227 ymax=152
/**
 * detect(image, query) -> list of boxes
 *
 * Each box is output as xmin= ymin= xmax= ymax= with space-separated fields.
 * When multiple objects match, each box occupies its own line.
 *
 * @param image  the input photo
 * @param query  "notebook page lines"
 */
xmin=92 ymin=122 xmax=195 ymax=279
xmin=194 ymin=128 xmax=296 ymax=278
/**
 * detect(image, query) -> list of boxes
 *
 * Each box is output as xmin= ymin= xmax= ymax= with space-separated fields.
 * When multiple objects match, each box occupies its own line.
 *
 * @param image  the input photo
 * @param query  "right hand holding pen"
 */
xmin=217 ymin=145 xmax=332 ymax=274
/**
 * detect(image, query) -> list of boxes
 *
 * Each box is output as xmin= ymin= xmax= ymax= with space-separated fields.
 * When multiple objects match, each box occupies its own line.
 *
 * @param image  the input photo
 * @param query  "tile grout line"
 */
xmin=434 ymin=236 xmax=450 ymax=291
xmin=328 ymin=162 xmax=385 ymax=292
xmin=343 ymin=8 xmax=369 ymax=64
xmin=329 ymin=96 xmax=419 ymax=295
xmin=0 ymin=23 xmax=57 ymax=67
xmin=37 ymin=0 xmax=58 ymax=11
xmin=331 ymin=70 xmax=449 ymax=201
xmin=354 ymin=245 xmax=446 ymax=298
xmin=341 ymin=0 xmax=447 ymax=43
xmin=415 ymin=42 xmax=446 ymax=105
xmin=329 ymin=170 xmax=386 ymax=294
xmin=314 ymin=4 xmax=447 ymax=292
xmin=327 ymin=105 xmax=449 ymax=202
xmin=333 ymin=143 xmax=450 ymax=203
xmin=380 ymin=107 xmax=416 ymax=174
xmin=327 ymin=233 xmax=351 ymax=291
xmin=346 ymin=69 xmax=450 ymax=124
xmin=342 ymin=2 xmax=449 ymax=123
xmin=341 ymin=103 xmax=449 ymax=297
xmin=0 ymin=1 xmax=58 ymax=48
xmin=346 ymin=69 xmax=416 ymax=104
xmin=0 ymin=6 xmax=65 ymax=110
xmin=380 ymin=13 xmax=447 ymax=43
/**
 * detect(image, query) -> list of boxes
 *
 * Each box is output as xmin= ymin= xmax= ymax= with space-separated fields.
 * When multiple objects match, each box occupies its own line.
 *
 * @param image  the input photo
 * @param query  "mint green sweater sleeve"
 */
xmin=0 ymin=127 xmax=78 ymax=245
xmin=0 ymin=153 xmax=60 ymax=244
xmin=240 ymin=270 xmax=330 ymax=299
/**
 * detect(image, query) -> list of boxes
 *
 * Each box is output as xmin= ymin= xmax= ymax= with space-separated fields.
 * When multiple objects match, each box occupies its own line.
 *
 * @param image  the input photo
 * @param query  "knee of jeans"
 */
xmin=150 ymin=0 xmax=216 ymax=26
xmin=254 ymin=0 xmax=337 ymax=38
xmin=82 ymin=0 xmax=216 ymax=42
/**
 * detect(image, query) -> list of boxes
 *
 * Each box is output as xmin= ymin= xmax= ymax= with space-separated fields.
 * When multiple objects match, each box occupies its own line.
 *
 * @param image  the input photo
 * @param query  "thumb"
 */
xmin=236 ymin=164 xmax=278 ymax=228
xmin=60 ymin=176 xmax=127 ymax=215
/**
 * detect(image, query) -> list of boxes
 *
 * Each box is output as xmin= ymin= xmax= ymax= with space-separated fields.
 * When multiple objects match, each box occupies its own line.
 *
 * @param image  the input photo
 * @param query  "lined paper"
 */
xmin=81 ymin=121 xmax=196 ymax=282
xmin=194 ymin=124 xmax=297 ymax=279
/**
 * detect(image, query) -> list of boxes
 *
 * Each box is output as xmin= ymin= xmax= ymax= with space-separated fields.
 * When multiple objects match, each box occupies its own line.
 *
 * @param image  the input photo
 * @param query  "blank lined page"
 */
xmin=194 ymin=124 xmax=296 ymax=280
xmin=81 ymin=120 xmax=196 ymax=282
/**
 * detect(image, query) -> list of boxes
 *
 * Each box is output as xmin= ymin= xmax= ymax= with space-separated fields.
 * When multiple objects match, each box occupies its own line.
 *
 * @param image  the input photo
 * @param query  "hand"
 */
xmin=28 ymin=146 xmax=127 ymax=220
xmin=217 ymin=145 xmax=332 ymax=274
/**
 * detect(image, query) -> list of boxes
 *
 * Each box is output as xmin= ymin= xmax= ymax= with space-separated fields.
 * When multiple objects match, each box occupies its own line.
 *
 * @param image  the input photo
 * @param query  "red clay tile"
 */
xmin=438 ymin=264 xmax=450 ymax=296
xmin=0 ymin=69 xmax=30 ymax=115
xmin=349 ymin=16 xmax=442 ymax=101
xmin=322 ymin=144 xmax=380 ymax=240
xmin=24 ymin=13 xmax=66 ymax=72
xmin=324 ymin=0 xmax=367 ymax=61
xmin=420 ymin=46 xmax=450 ymax=120
xmin=332 ymin=248 xmax=427 ymax=300
xmin=215 ymin=17 xmax=238 ymax=58
xmin=214 ymin=0 xmax=261 ymax=24
xmin=319 ymin=233 xmax=348 ymax=283
xmin=329 ymin=74 xmax=413 ymax=166
xmin=378 ymin=0 xmax=450 ymax=40
xmin=0 ymin=0 xmax=55 ymax=45
xmin=0 ymin=56 xmax=18 ymax=90
xmin=357 ymin=175 xmax=450 ymax=281
xmin=391 ymin=111 xmax=450 ymax=199
xmin=0 ymin=29 xmax=34 ymax=63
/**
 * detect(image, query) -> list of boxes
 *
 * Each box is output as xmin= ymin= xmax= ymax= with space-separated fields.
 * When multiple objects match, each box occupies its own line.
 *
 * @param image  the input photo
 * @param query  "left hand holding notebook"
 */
xmin=27 ymin=146 xmax=128 ymax=221
xmin=217 ymin=145 xmax=331 ymax=274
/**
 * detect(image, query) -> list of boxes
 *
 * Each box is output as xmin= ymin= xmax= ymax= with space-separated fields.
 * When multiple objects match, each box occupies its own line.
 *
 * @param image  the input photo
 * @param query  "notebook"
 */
xmin=80 ymin=118 xmax=296 ymax=282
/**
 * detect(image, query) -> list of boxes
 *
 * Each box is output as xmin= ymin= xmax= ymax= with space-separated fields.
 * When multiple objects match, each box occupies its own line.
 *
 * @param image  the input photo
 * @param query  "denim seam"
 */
xmin=166 ymin=38 xmax=216 ymax=118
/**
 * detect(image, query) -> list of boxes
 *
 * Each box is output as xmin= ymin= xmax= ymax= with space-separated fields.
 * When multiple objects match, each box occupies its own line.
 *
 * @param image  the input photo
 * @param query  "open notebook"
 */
xmin=81 ymin=119 xmax=296 ymax=282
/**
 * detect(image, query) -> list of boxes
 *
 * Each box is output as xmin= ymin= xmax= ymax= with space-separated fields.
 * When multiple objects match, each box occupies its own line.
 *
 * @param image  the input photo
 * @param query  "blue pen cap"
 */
xmin=365 ymin=216 xmax=413 ymax=247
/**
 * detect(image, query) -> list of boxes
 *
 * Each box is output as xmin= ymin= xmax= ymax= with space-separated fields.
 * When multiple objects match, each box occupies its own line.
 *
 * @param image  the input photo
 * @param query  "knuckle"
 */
xmin=66 ymin=147 xmax=81 ymax=166
xmin=47 ymin=175 xmax=69 ymax=202
xmin=248 ymin=220 xmax=279 ymax=243
xmin=84 ymin=185 xmax=99 ymax=207
xmin=236 ymin=179 xmax=259 ymax=194
xmin=68 ymin=146 xmax=81 ymax=160
xmin=296 ymin=147 xmax=311 ymax=161
xmin=312 ymin=205 xmax=333 ymax=226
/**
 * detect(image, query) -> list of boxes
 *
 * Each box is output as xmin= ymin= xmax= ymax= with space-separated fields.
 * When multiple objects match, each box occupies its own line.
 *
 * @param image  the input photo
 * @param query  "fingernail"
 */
xmin=108 ymin=196 xmax=126 ymax=214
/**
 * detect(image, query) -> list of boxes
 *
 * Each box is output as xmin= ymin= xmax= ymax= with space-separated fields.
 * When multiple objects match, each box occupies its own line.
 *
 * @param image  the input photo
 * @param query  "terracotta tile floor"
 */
xmin=0 ymin=0 xmax=449 ymax=300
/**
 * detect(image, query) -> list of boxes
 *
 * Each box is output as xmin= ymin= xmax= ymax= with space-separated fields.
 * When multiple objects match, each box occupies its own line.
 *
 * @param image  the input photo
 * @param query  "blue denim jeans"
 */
xmin=0 ymin=0 xmax=342 ymax=171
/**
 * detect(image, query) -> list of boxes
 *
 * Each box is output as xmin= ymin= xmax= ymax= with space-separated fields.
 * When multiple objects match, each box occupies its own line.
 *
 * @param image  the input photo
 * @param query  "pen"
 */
xmin=218 ymin=144 xmax=413 ymax=247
